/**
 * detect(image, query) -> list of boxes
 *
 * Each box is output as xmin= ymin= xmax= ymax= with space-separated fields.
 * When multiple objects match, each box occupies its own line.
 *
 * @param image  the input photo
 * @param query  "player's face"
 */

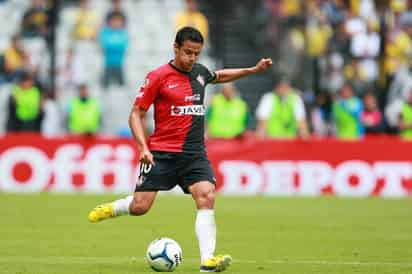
xmin=21 ymin=79 xmax=33 ymax=89
xmin=276 ymin=83 xmax=290 ymax=97
xmin=341 ymin=85 xmax=353 ymax=99
xmin=174 ymin=40 xmax=203 ymax=72
xmin=364 ymin=94 xmax=376 ymax=111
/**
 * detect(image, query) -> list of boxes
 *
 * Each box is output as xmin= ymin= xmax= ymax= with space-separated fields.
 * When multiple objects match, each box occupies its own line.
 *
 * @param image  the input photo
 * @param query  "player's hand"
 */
xmin=140 ymin=148 xmax=155 ymax=166
xmin=253 ymin=58 xmax=273 ymax=73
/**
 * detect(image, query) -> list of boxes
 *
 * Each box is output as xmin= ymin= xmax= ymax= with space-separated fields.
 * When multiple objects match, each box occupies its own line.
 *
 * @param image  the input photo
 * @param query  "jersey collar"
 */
xmin=168 ymin=60 xmax=191 ymax=74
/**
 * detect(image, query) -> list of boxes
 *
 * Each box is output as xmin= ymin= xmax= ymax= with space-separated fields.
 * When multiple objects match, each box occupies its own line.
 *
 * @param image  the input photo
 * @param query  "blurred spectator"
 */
xmin=356 ymin=0 xmax=376 ymax=20
xmin=0 ymin=56 xmax=5 ymax=84
xmin=57 ymin=47 xmax=87 ymax=90
xmin=67 ymin=84 xmax=101 ymax=135
xmin=256 ymin=80 xmax=309 ymax=139
xmin=72 ymin=0 xmax=99 ymax=41
xmin=19 ymin=0 xmax=50 ymax=81
xmin=332 ymin=82 xmax=364 ymax=139
xmin=6 ymin=72 xmax=43 ymax=132
xmin=398 ymin=88 xmax=412 ymax=140
xmin=350 ymin=19 xmax=380 ymax=58
xmin=99 ymin=13 xmax=128 ymax=88
xmin=361 ymin=92 xmax=385 ymax=134
xmin=3 ymin=35 xmax=29 ymax=82
xmin=277 ymin=23 xmax=305 ymax=84
xmin=206 ymin=83 xmax=249 ymax=139
xmin=321 ymin=18 xmax=351 ymax=95
xmin=328 ymin=21 xmax=351 ymax=61
xmin=344 ymin=10 xmax=366 ymax=37
xmin=304 ymin=1 xmax=333 ymax=93
xmin=175 ymin=0 xmax=209 ymax=41
xmin=344 ymin=59 xmax=371 ymax=96
xmin=41 ymin=89 xmax=62 ymax=137
xmin=321 ymin=0 xmax=346 ymax=26
xmin=265 ymin=0 xmax=305 ymax=86
xmin=385 ymin=96 xmax=403 ymax=131
xmin=390 ymin=0 xmax=408 ymax=17
xmin=319 ymin=51 xmax=345 ymax=94
xmin=384 ymin=10 xmax=412 ymax=79
xmin=311 ymin=92 xmax=332 ymax=137
xmin=387 ymin=54 xmax=412 ymax=105
xmin=281 ymin=0 xmax=301 ymax=18
xmin=105 ymin=0 xmax=127 ymax=25
xmin=20 ymin=0 xmax=49 ymax=39
xmin=350 ymin=18 xmax=380 ymax=83
xmin=305 ymin=6 xmax=332 ymax=59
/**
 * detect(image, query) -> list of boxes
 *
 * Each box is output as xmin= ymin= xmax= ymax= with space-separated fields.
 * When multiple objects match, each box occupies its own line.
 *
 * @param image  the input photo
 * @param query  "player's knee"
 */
xmin=205 ymin=190 xmax=215 ymax=205
xmin=129 ymin=201 xmax=151 ymax=216
xmin=198 ymin=189 xmax=215 ymax=209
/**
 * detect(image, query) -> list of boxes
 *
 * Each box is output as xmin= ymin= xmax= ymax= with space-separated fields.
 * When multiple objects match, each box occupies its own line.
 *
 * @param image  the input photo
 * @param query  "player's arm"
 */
xmin=255 ymin=119 xmax=267 ymax=139
xmin=399 ymin=112 xmax=412 ymax=130
xmin=297 ymin=120 xmax=310 ymax=139
xmin=129 ymin=106 xmax=155 ymax=165
xmin=132 ymin=71 xmax=161 ymax=165
xmin=294 ymin=96 xmax=310 ymax=139
xmin=214 ymin=58 xmax=272 ymax=83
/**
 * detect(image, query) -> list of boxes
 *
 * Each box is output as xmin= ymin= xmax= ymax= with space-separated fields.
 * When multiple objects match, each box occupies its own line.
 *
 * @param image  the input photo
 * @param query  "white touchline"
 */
xmin=0 ymin=256 xmax=411 ymax=267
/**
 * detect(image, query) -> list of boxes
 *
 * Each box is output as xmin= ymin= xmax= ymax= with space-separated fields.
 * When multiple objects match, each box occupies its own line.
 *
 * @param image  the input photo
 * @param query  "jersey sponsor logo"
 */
xmin=184 ymin=94 xmax=201 ymax=102
xmin=170 ymin=105 xmax=206 ymax=116
xmin=168 ymin=84 xmax=178 ymax=89
xmin=197 ymin=74 xmax=205 ymax=86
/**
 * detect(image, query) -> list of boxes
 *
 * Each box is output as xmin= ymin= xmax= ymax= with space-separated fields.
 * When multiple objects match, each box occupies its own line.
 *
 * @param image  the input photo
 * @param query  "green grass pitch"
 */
xmin=0 ymin=194 xmax=412 ymax=274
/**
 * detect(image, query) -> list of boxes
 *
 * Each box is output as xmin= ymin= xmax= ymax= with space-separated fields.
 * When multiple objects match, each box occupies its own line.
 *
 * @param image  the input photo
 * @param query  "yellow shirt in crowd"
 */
xmin=306 ymin=25 xmax=332 ymax=57
xmin=281 ymin=0 xmax=301 ymax=16
xmin=4 ymin=47 xmax=24 ymax=72
xmin=175 ymin=11 xmax=209 ymax=41
xmin=385 ymin=31 xmax=412 ymax=75
xmin=72 ymin=10 xmax=99 ymax=40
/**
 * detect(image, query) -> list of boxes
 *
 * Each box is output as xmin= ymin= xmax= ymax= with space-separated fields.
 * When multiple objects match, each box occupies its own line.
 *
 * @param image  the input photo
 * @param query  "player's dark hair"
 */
xmin=18 ymin=71 xmax=32 ymax=83
xmin=175 ymin=27 xmax=204 ymax=47
xmin=342 ymin=81 xmax=354 ymax=91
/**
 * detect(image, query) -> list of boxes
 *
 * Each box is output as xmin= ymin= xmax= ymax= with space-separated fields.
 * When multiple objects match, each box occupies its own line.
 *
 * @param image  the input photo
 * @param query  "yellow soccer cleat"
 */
xmin=88 ymin=203 xmax=115 ymax=223
xmin=200 ymin=254 xmax=232 ymax=272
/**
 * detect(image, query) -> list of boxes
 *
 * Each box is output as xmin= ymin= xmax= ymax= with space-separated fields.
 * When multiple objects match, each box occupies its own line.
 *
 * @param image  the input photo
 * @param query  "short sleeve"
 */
xmin=385 ymin=99 xmax=403 ymax=127
xmin=256 ymin=93 xmax=274 ymax=120
xmin=199 ymin=64 xmax=217 ymax=85
xmin=133 ymin=72 xmax=162 ymax=111
xmin=293 ymin=95 xmax=306 ymax=120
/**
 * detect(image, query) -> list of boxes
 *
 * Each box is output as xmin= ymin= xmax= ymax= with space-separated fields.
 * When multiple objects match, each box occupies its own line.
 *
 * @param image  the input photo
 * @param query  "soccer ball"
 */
xmin=146 ymin=237 xmax=183 ymax=272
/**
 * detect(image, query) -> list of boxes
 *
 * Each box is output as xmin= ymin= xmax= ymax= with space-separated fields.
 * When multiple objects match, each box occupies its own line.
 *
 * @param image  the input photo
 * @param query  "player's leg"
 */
xmin=88 ymin=152 xmax=178 ymax=222
xmin=189 ymin=181 xmax=232 ymax=272
xmin=182 ymin=152 xmax=232 ymax=272
xmin=129 ymin=191 xmax=157 ymax=216
xmin=189 ymin=181 xmax=217 ymax=262
xmin=88 ymin=191 xmax=157 ymax=222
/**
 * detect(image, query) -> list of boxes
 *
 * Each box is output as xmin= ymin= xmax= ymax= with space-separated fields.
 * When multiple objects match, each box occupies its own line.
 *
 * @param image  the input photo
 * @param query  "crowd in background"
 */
xmin=253 ymin=0 xmax=412 ymax=140
xmin=206 ymin=0 xmax=412 ymax=140
xmin=0 ymin=0 xmax=412 ymax=141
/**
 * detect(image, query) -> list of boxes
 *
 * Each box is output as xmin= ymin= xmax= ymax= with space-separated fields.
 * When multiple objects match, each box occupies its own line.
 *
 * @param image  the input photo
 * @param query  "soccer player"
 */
xmin=88 ymin=26 xmax=272 ymax=272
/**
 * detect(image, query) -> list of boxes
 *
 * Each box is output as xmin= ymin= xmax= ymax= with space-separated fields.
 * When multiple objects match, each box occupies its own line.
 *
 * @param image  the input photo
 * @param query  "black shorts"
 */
xmin=135 ymin=151 xmax=216 ymax=194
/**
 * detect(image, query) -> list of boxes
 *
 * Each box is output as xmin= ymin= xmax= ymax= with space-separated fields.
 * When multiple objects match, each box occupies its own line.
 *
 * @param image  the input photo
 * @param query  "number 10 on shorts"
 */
xmin=138 ymin=162 xmax=152 ymax=186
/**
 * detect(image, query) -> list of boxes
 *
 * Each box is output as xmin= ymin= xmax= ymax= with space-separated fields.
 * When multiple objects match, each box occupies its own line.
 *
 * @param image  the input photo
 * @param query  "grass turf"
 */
xmin=0 ymin=194 xmax=411 ymax=274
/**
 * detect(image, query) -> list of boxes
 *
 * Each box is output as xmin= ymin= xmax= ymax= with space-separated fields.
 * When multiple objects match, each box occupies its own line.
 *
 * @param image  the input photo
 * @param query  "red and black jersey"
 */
xmin=134 ymin=61 xmax=216 ymax=153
